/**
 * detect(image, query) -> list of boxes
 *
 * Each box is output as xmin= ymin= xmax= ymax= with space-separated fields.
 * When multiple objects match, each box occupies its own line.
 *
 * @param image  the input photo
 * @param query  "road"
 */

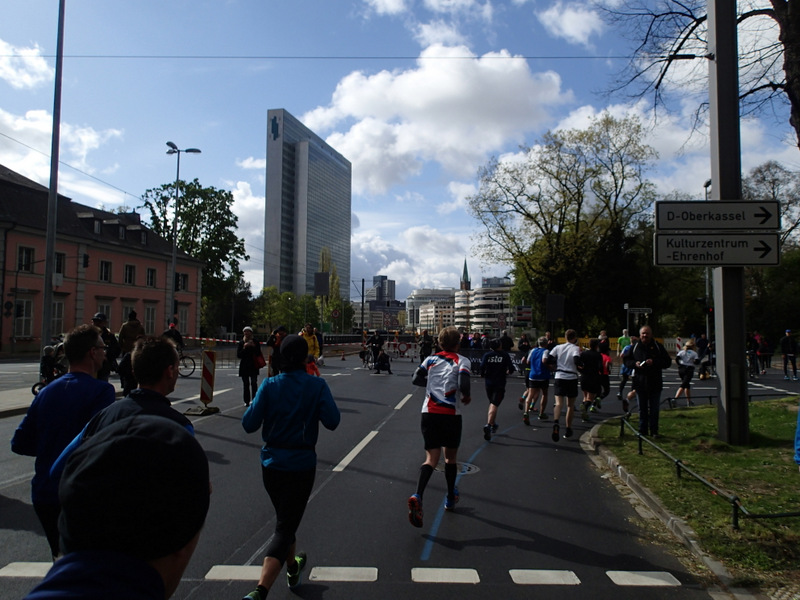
xmin=1 ymin=354 xmax=796 ymax=599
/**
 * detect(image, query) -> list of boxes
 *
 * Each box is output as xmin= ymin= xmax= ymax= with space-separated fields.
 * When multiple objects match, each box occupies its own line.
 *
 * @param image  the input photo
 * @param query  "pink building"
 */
xmin=0 ymin=164 xmax=203 ymax=355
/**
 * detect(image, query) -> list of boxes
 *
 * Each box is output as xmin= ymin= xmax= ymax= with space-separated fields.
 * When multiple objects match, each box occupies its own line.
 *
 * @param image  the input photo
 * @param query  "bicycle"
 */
xmin=360 ymin=349 xmax=375 ymax=370
xmin=178 ymin=352 xmax=196 ymax=377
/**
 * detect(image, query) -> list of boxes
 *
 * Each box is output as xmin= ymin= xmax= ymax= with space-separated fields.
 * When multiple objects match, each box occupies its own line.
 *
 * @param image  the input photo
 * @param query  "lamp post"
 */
xmin=165 ymin=141 xmax=201 ymax=329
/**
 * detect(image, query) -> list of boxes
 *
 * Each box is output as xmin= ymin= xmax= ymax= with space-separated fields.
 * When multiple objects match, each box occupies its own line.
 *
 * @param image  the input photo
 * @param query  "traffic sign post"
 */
xmin=655 ymin=200 xmax=779 ymax=231
xmin=654 ymin=232 xmax=780 ymax=267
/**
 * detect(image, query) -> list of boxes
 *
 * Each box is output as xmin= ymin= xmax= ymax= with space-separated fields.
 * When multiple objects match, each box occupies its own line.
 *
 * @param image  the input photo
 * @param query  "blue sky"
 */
xmin=2 ymin=0 xmax=798 ymax=301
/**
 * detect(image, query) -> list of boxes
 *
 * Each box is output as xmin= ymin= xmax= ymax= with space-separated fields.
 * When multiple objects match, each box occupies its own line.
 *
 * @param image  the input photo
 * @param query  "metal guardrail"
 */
xmin=616 ymin=412 xmax=800 ymax=529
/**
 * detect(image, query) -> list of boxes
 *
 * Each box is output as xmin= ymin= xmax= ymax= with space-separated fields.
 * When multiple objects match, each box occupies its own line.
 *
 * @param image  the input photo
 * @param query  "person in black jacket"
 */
xmin=624 ymin=326 xmax=672 ymax=437
xmin=238 ymin=327 xmax=263 ymax=406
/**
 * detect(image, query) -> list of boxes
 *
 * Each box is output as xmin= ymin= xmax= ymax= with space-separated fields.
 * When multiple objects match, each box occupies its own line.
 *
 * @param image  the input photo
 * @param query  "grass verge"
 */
xmin=596 ymin=397 xmax=800 ymax=590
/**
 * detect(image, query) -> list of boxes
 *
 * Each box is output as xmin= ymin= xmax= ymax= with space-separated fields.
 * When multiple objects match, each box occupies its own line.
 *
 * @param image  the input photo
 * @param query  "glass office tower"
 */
xmin=264 ymin=108 xmax=352 ymax=299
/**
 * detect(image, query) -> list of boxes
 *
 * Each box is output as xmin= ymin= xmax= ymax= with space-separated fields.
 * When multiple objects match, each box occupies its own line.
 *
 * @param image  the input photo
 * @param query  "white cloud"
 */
xmin=537 ymin=2 xmax=604 ymax=48
xmin=437 ymin=180 xmax=476 ymax=214
xmin=237 ymin=156 xmax=266 ymax=170
xmin=364 ymin=0 xmax=409 ymax=15
xmin=414 ymin=20 xmax=467 ymax=46
xmin=0 ymin=38 xmax=53 ymax=90
xmin=304 ymin=43 xmax=571 ymax=195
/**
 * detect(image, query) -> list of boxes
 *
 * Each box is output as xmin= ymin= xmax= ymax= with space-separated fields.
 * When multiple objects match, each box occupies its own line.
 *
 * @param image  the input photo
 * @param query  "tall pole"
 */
xmin=165 ymin=142 xmax=200 ymax=329
xmin=708 ymin=0 xmax=748 ymax=444
xmin=41 ymin=0 xmax=66 ymax=348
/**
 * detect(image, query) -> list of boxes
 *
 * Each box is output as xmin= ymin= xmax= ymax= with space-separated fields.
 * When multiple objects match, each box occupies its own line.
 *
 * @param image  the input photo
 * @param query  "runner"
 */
xmin=408 ymin=326 xmax=472 ymax=528
xmin=522 ymin=336 xmax=553 ymax=425
xmin=548 ymin=329 xmax=581 ymax=442
xmin=479 ymin=338 xmax=516 ymax=441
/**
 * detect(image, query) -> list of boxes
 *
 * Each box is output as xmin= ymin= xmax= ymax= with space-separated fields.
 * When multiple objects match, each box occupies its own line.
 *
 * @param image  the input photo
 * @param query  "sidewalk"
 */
xmin=0 ymin=387 xmax=37 ymax=418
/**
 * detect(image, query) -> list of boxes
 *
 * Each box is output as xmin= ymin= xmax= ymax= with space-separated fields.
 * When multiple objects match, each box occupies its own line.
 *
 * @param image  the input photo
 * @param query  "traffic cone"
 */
xmin=341 ymin=351 xmax=346 ymax=361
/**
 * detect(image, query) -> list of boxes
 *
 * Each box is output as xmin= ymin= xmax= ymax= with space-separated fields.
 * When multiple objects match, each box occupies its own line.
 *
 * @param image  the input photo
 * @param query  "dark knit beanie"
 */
xmin=58 ymin=415 xmax=210 ymax=560
xmin=280 ymin=334 xmax=308 ymax=370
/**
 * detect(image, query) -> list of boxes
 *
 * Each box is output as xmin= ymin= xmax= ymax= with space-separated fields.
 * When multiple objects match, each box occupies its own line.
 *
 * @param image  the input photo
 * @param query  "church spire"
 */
xmin=460 ymin=258 xmax=471 ymax=291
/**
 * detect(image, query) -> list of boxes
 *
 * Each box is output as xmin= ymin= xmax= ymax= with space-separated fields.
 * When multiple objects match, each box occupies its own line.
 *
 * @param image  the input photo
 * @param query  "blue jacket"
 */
xmin=11 ymin=373 xmax=115 ymax=505
xmin=795 ymin=403 xmax=800 ymax=467
xmin=242 ymin=369 xmax=340 ymax=471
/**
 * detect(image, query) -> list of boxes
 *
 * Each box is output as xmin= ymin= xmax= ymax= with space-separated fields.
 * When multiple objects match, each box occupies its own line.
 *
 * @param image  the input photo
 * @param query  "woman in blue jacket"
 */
xmin=241 ymin=334 xmax=340 ymax=600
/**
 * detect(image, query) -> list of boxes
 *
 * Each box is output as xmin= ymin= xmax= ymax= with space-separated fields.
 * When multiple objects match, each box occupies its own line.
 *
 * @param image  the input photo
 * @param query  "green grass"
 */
xmin=596 ymin=398 xmax=800 ymax=588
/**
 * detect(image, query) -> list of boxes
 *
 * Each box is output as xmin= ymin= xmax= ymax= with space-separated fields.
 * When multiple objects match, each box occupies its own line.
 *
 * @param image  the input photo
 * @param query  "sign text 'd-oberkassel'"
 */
xmin=655 ymin=200 xmax=780 ymax=231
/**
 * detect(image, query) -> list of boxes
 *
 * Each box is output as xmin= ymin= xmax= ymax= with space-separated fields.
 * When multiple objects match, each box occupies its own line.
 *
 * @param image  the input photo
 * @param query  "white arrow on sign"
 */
xmin=655 ymin=200 xmax=780 ymax=231
xmin=654 ymin=233 xmax=780 ymax=266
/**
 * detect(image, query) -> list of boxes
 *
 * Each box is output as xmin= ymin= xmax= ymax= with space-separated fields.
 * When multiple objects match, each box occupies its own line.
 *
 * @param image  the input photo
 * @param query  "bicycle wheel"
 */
xmin=31 ymin=381 xmax=44 ymax=396
xmin=178 ymin=355 xmax=196 ymax=377
xmin=365 ymin=355 xmax=375 ymax=370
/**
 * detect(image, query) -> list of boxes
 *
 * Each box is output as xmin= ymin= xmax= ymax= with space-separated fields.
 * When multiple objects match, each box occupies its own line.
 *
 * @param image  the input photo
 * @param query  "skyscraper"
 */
xmin=264 ymin=109 xmax=351 ymax=299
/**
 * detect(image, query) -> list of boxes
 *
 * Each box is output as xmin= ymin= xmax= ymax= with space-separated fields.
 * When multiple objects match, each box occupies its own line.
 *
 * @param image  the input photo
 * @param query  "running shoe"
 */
xmin=551 ymin=422 xmax=560 ymax=442
xmin=581 ymin=406 xmax=590 ymax=422
xmin=491 ymin=423 xmax=498 ymax=433
xmin=785 ymin=376 xmax=790 ymax=380
xmin=242 ymin=588 xmax=266 ymax=600
xmin=518 ymin=400 xmax=524 ymax=410
xmin=408 ymin=494 xmax=423 ymax=528
xmin=445 ymin=486 xmax=459 ymax=511
xmin=287 ymin=551 xmax=307 ymax=588
xmin=595 ymin=398 xmax=602 ymax=409
xmin=538 ymin=412 xmax=548 ymax=421
xmin=564 ymin=427 xmax=573 ymax=438
xmin=483 ymin=424 xmax=492 ymax=441
xmin=589 ymin=404 xmax=597 ymax=413
xmin=523 ymin=412 xmax=530 ymax=426
xmin=794 ymin=376 xmax=799 ymax=381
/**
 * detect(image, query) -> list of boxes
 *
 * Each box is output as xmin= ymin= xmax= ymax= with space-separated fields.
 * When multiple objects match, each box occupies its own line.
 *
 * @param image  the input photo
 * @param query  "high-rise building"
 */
xmin=264 ymin=109 xmax=351 ymax=299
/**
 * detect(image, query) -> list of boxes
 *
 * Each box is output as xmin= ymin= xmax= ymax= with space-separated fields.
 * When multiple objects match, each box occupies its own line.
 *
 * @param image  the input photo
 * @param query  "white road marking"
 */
xmin=411 ymin=567 xmax=480 ymax=584
xmin=309 ymin=566 xmax=378 ymax=582
xmin=333 ymin=430 xmax=379 ymax=472
xmin=395 ymin=393 xmax=412 ymax=410
xmin=0 ymin=562 xmax=51 ymax=577
xmin=205 ymin=565 xmax=261 ymax=580
xmin=509 ymin=569 xmax=581 ymax=585
xmin=606 ymin=570 xmax=681 ymax=586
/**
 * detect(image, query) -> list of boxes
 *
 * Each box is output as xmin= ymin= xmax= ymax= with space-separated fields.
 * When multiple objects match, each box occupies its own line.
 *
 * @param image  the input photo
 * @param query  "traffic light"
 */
xmin=82 ymin=253 xmax=89 ymax=268
xmin=706 ymin=306 xmax=714 ymax=316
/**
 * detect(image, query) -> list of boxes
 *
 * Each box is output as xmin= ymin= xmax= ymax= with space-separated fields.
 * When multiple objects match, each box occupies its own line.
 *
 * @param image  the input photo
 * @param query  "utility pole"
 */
xmin=708 ymin=0 xmax=748 ymax=444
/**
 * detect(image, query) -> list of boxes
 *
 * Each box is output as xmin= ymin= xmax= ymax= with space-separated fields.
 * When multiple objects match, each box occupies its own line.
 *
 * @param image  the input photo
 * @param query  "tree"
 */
xmin=468 ymin=113 xmax=658 ymax=332
xmin=604 ymin=1 xmax=800 ymax=151
xmin=742 ymin=160 xmax=800 ymax=245
xmin=141 ymin=179 xmax=249 ymax=334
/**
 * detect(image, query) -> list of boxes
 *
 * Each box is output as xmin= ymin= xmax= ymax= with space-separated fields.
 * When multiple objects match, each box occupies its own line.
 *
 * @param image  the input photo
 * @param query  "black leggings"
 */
xmin=242 ymin=374 xmax=258 ymax=404
xmin=262 ymin=467 xmax=316 ymax=563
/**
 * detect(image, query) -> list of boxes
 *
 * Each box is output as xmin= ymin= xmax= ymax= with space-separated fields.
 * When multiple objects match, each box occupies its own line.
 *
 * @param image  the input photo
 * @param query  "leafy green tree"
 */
xmin=141 ymin=179 xmax=249 ymax=335
xmin=468 ymin=113 xmax=658 ymax=333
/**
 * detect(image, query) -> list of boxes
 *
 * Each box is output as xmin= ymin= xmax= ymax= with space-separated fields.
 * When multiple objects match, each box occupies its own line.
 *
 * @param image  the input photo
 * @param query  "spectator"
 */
xmin=375 ymin=348 xmax=393 ymax=374
xmin=419 ymin=329 xmax=433 ymax=360
xmin=672 ymin=340 xmax=699 ymax=408
xmin=39 ymin=346 xmax=58 ymax=386
xmin=23 ymin=415 xmax=210 ymax=599
xmin=11 ymin=324 xmax=115 ymax=559
xmin=162 ymin=323 xmax=184 ymax=353
xmin=779 ymin=329 xmax=798 ymax=381
xmin=624 ymin=326 xmax=672 ymax=437
xmin=238 ymin=327 xmax=263 ymax=407
xmin=118 ymin=311 xmax=145 ymax=355
xmin=499 ymin=330 xmax=514 ymax=352
xmin=91 ymin=313 xmax=122 ymax=382
xmin=266 ymin=326 xmax=288 ymax=376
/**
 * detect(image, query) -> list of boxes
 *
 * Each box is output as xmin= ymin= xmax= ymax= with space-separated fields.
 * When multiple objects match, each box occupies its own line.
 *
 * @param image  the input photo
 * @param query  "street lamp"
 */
xmin=165 ymin=141 xmax=201 ymax=328
xmin=703 ymin=179 xmax=712 ymax=201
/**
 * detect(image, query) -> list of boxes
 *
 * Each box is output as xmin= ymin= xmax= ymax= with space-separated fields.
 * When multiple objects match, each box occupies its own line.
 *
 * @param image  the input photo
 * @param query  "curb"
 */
xmin=581 ymin=422 xmax=770 ymax=600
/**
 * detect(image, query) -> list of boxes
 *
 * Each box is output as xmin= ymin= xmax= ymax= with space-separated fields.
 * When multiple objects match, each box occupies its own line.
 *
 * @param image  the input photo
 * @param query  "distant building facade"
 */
xmin=264 ymin=108 xmax=351 ymax=299
xmin=454 ymin=276 xmax=514 ymax=336
xmin=406 ymin=288 xmax=457 ymax=332
xmin=0 ymin=164 xmax=203 ymax=355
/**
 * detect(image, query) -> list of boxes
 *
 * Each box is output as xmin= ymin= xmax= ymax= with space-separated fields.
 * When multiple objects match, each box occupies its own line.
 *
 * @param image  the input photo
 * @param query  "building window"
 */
xmin=144 ymin=305 xmax=157 ymax=335
xmin=140 ymin=231 xmax=147 ymax=245
xmin=119 ymin=226 xmax=126 ymax=240
xmin=175 ymin=272 xmax=189 ymax=292
xmin=146 ymin=268 xmax=156 ymax=288
xmin=51 ymin=300 xmax=64 ymax=335
xmin=122 ymin=304 xmax=136 ymax=325
xmin=93 ymin=220 xmax=102 ymax=234
xmin=14 ymin=299 xmax=33 ymax=337
xmin=17 ymin=247 xmax=34 ymax=272
xmin=124 ymin=265 xmax=136 ymax=285
xmin=178 ymin=305 xmax=189 ymax=333
xmin=55 ymin=252 xmax=66 ymax=275
xmin=97 ymin=303 xmax=111 ymax=327
xmin=99 ymin=260 xmax=112 ymax=282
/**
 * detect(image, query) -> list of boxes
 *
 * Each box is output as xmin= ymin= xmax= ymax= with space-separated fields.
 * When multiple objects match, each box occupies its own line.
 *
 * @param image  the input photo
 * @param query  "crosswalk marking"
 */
xmin=0 ymin=561 xmax=683 ymax=588
xmin=0 ymin=562 xmax=51 ymax=578
xmin=309 ymin=566 xmax=378 ymax=582
xmin=509 ymin=569 xmax=580 ymax=585
xmin=411 ymin=567 xmax=480 ymax=584
xmin=606 ymin=570 xmax=681 ymax=586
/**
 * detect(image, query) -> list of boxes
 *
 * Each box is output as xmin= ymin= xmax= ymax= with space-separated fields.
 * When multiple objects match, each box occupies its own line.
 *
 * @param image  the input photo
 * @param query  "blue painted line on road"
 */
xmin=419 ymin=426 xmax=506 ymax=561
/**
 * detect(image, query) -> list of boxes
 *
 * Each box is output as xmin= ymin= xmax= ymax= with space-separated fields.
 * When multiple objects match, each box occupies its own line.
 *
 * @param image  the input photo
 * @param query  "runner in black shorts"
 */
xmin=479 ymin=338 xmax=515 ymax=441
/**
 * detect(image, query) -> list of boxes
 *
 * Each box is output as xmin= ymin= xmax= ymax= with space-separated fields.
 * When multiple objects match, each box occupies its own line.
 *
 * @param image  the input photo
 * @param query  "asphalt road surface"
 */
xmin=1 ymin=354 xmax=796 ymax=599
